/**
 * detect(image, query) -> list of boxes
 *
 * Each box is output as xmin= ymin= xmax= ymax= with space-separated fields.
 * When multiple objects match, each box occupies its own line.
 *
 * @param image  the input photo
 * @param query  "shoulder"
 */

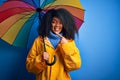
xmin=33 ymin=36 xmax=43 ymax=45
xmin=67 ymin=39 xmax=74 ymax=43
xmin=35 ymin=36 xmax=43 ymax=41
xmin=66 ymin=40 xmax=76 ymax=46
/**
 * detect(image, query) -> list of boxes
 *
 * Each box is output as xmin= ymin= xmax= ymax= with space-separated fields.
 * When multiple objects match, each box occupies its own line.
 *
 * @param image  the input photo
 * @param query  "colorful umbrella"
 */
xmin=0 ymin=0 xmax=84 ymax=48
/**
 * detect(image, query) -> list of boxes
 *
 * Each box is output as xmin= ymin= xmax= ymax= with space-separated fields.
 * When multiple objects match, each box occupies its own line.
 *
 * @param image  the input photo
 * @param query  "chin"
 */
xmin=53 ymin=31 xmax=59 ymax=34
xmin=56 ymin=32 xmax=60 ymax=34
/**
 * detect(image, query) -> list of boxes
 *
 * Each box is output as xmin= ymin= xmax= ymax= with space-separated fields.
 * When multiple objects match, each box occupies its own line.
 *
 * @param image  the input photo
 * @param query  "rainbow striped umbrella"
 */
xmin=0 ymin=0 xmax=84 ymax=48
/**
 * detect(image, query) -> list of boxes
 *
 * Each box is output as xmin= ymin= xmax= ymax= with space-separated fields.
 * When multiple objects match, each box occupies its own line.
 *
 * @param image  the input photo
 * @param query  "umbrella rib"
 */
xmin=12 ymin=13 xmax=37 ymax=47
xmin=42 ymin=0 xmax=57 ymax=9
xmin=1 ymin=7 xmax=35 ymax=13
xmin=42 ymin=0 xmax=49 ymax=8
xmin=19 ymin=12 xmax=36 ymax=20
xmin=45 ymin=5 xmax=84 ymax=11
xmin=31 ymin=0 xmax=38 ymax=8
xmin=26 ymin=14 xmax=38 ymax=48
xmin=41 ymin=0 xmax=47 ymax=8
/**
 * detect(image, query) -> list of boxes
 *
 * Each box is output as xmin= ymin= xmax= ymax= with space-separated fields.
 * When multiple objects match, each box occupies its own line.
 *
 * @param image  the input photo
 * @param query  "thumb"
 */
xmin=56 ymin=33 xmax=63 ymax=38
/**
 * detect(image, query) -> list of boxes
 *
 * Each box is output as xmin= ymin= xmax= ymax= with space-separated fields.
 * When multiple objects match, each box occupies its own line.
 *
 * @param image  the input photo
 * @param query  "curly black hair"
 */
xmin=38 ymin=8 xmax=78 ymax=40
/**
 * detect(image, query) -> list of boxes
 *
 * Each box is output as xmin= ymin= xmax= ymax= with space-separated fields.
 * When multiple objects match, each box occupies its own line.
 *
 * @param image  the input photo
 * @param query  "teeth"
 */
xmin=54 ymin=28 xmax=59 ymax=31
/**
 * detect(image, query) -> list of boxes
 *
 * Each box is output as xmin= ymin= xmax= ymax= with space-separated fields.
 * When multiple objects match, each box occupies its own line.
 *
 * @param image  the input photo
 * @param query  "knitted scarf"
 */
xmin=48 ymin=31 xmax=62 ymax=49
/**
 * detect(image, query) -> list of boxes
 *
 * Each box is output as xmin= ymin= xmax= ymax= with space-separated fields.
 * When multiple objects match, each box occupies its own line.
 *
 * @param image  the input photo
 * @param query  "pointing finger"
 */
xmin=56 ymin=33 xmax=63 ymax=38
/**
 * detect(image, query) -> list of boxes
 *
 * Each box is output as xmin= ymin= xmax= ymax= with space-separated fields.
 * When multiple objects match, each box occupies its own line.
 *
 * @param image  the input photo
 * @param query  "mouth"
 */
xmin=52 ymin=28 xmax=61 ymax=34
xmin=53 ymin=27 xmax=61 ymax=31
xmin=54 ymin=28 xmax=60 ymax=31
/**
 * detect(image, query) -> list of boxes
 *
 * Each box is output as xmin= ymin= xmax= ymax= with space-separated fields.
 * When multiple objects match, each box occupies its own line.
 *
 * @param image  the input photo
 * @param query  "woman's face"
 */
xmin=51 ymin=17 xmax=63 ymax=34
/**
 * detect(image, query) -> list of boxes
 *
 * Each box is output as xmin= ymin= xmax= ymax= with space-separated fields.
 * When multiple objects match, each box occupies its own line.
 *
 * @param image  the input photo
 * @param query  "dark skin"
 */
xmin=43 ymin=17 xmax=68 ymax=60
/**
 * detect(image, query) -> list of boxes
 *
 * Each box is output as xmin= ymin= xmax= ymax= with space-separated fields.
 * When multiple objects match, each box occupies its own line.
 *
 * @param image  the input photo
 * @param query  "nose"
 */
xmin=56 ymin=22 xmax=61 ymax=26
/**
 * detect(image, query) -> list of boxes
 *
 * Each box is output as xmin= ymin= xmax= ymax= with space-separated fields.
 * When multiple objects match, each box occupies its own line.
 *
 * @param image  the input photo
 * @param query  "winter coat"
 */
xmin=26 ymin=36 xmax=81 ymax=80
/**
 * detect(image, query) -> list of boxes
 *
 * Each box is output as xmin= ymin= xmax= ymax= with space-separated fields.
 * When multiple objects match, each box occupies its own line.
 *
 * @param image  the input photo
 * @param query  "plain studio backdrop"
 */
xmin=0 ymin=0 xmax=120 ymax=80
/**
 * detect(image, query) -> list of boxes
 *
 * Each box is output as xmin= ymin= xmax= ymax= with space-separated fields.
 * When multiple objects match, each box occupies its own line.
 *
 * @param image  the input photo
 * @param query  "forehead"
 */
xmin=52 ymin=17 xmax=61 ymax=21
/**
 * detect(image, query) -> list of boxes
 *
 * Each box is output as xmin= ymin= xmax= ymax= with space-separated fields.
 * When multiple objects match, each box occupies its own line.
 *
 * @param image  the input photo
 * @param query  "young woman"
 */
xmin=26 ymin=8 xmax=81 ymax=80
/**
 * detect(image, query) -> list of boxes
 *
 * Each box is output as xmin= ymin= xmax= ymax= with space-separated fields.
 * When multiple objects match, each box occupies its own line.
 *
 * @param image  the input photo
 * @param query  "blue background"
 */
xmin=0 ymin=0 xmax=120 ymax=80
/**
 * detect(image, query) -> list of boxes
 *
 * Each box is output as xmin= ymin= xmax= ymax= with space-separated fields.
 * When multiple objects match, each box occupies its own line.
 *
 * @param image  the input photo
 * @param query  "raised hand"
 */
xmin=56 ymin=34 xmax=68 ymax=44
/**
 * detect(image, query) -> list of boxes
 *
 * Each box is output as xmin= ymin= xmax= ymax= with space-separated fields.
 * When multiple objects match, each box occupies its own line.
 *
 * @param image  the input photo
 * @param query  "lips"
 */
xmin=54 ymin=28 xmax=60 ymax=31
xmin=52 ymin=27 xmax=61 ymax=34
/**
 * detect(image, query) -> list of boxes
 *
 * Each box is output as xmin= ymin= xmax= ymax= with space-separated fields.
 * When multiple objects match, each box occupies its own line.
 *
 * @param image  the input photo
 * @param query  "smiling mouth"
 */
xmin=54 ymin=28 xmax=59 ymax=31
xmin=54 ymin=27 xmax=61 ymax=31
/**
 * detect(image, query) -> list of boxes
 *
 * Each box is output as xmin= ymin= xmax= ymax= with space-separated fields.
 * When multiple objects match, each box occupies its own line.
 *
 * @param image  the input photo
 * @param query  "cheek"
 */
xmin=51 ymin=27 xmax=54 ymax=31
xmin=51 ymin=24 xmax=53 ymax=27
xmin=60 ymin=26 xmax=63 ymax=30
xmin=51 ymin=23 xmax=55 ymax=28
xmin=51 ymin=24 xmax=53 ymax=28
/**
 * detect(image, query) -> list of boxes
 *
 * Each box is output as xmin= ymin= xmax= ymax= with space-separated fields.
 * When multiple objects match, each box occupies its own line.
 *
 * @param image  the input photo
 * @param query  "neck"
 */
xmin=48 ymin=31 xmax=62 ymax=49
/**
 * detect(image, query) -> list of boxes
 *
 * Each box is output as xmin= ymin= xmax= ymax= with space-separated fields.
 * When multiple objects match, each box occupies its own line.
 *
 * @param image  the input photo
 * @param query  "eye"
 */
xmin=52 ymin=21 xmax=55 ymax=23
xmin=51 ymin=20 xmax=57 ymax=24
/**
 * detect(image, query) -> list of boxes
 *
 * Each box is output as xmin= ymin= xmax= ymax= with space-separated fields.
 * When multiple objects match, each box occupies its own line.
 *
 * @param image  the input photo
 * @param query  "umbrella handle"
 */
xmin=46 ymin=55 xmax=56 ymax=66
xmin=43 ymin=38 xmax=56 ymax=66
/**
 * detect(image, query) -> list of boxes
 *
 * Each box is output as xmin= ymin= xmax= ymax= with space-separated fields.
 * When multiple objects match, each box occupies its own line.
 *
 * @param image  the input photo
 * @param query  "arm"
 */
xmin=60 ymin=40 xmax=82 ymax=72
xmin=26 ymin=37 xmax=46 ymax=75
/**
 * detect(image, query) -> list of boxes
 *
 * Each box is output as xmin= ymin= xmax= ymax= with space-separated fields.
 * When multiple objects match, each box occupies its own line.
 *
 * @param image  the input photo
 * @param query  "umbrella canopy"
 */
xmin=0 ymin=0 xmax=84 ymax=48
